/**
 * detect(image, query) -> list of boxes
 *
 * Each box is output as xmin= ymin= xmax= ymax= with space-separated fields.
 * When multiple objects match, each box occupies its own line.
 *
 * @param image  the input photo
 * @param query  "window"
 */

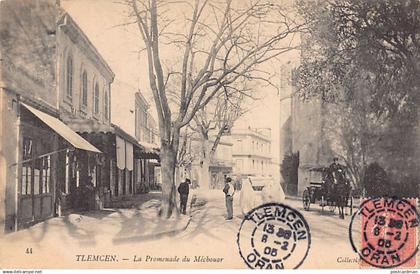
xmin=94 ymin=82 xmax=99 ymax=114
xmin=22 ymin=138 xmax=33 ymax=195
xmin=34 ymin=156 xmax=51 ymax=194
xmin=136 ymin=106 xmax=149 ymax=142
xmin=104 ymin=88 xmax=109 ymax=120
xmin=21 ymin=138 xmax=51 ymax=195
xmin=66 ymin=55 xmax=73 ymax=98
xmin=81 ymin=71 xmax=88 ymax=106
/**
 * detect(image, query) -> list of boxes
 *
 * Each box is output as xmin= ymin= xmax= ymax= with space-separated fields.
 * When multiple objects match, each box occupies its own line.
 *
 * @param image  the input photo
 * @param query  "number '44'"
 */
xmin=25 ymin=247 xmax=32 ymax=254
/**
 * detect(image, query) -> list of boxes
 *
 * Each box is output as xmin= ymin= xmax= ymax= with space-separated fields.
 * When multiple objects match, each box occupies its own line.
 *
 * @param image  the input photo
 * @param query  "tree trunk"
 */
xmin=199 ymin=137 xmax=211 ymax=189
xmin=159 ymin=145 xmax=178 ymax=218
xmin=199 ymin=158 xmax=211 ymax=189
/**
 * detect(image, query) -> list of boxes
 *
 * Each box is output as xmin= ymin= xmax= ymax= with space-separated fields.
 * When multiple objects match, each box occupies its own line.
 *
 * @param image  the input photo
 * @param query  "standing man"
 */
xmin=223 ymin=177 xmax=235 ymax=220
xmin=178 ymin=178 xmax=190 ymax=215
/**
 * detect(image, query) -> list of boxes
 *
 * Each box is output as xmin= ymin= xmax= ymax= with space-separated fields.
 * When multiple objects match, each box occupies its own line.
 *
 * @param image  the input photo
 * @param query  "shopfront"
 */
xmin=13 ymin=103 xmax=101 ymax=229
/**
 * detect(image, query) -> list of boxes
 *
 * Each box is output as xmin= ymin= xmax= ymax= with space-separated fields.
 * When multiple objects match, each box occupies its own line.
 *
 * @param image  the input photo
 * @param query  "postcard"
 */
xmin=0 ymin=0 xmax=418 ymax=270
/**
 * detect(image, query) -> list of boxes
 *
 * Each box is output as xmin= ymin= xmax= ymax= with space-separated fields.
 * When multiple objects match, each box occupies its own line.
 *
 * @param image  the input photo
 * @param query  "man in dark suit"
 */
xmin=178 ymin=178 xmax=190 ymax=215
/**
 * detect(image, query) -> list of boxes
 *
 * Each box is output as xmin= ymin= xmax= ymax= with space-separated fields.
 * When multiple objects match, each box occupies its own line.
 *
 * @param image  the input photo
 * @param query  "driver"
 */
xmin=325 ymin=157 xmax=344 ymax=196
xmin=330 ymin=157 xmax=349 ymax=186
xmin=329 ymin=157 xmax=343 ymax=174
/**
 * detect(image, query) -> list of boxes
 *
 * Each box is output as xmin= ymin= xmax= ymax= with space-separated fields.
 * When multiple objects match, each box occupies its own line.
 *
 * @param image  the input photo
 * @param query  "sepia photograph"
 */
xmin=0 ymin=0 xmax=419 ymax=270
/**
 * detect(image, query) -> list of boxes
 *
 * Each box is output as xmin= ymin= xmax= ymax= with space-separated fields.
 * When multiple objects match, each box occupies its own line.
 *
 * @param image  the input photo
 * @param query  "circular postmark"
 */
xmin=349 ymin=198 xmax=419 ymax=268
xmin=237 ymin=203 xmax=311 ymax=269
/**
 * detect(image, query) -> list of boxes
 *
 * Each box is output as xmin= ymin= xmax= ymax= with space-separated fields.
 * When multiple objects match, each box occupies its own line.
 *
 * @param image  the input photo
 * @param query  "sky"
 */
xmin=61 ymin=0 xmax=301 ymax=173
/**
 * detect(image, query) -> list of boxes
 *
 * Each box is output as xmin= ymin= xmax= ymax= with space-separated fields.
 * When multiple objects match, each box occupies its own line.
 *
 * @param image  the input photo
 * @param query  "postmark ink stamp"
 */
xmin=349 ymin=198 xmax=419 ymax=268
xmin=237 ymin=203 xmax=311 ymax=269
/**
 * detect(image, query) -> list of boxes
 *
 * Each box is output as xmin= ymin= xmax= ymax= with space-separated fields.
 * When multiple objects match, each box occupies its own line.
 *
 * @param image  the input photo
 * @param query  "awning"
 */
xmin=115 ymin=135 xmax=134 ymax=171
xmin=125 ymin=141 xmax=133 ymax=171
xmin=22 ymin=103 xmax=101 ymax=153
xmin=136 ymin=141 xmax=160 ymax=160
xmin=138 ymin=141 xmax=160 ymax=152
xmin=116 ymin=135 xmax=126 ymax=169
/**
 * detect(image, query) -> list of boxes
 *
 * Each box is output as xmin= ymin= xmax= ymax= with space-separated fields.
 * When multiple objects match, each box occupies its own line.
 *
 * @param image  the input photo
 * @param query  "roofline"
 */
xmin=230 ymin=131 xmax=271 ymax=142
xmin=135 ymin=91 xmax=150 ymax=109
xmin=58 ymin=13 xmax=115 ymax=81
xmin=111 ymin=123 xmax=140 ymax=146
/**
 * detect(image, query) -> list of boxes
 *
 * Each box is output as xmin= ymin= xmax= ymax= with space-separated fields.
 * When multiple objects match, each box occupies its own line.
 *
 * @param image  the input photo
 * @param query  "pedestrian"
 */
xmin=178 ymin=178 xmax=190 ymax=215
xmin=223 ymin=177 xmax=235 ymax=220
xmin=239 ymin=177 xmax=255 ymax=216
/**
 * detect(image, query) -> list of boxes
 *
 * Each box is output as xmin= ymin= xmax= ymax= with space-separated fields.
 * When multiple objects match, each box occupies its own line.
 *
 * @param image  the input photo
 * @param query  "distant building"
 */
xmin=291 ymin=94 xmax=332 ymax=195
xmin=209 ymin=136 xmax=233 ymax=189
xmin=231 ymin=127 xmax=272 ymax=178
xmin=134 ymin=92 xmax=160 ymax=192
xmin=135 ymin=92 xmax=158 ymax=144
xmin=279 ymin=60 xmax=332 ymax=196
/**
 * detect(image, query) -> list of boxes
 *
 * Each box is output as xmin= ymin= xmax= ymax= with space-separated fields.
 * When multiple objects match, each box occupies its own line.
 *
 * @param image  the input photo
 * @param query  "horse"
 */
xmin=331 ymin=169 xmax=352 ymax=219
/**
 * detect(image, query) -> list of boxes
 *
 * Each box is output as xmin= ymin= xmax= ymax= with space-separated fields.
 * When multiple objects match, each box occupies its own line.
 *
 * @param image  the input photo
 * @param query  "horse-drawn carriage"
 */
xmin=302 ymin=166 xmax=354 ymax=218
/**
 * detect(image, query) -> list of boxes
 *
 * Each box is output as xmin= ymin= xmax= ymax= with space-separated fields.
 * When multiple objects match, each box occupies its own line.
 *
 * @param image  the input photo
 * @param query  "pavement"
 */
xmin=0 ymin=191 xmax=191 ymax=267
xmin=170 ymin=189 xmax=361 ymax=268
xmin=0 ymin=188 xmax=371 ymax=268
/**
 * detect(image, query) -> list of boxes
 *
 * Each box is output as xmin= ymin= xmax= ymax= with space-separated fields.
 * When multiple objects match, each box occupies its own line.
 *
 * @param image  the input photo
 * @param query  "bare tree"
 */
xmin=125 ymin=0 xmax=303 ymax=217
xmin=190 ymin=90 xmax=246 ymax=188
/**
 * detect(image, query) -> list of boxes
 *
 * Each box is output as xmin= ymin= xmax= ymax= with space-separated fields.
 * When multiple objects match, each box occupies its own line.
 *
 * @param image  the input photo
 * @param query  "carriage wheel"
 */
xmin=302 ymin=189 xmax=311 ymax=211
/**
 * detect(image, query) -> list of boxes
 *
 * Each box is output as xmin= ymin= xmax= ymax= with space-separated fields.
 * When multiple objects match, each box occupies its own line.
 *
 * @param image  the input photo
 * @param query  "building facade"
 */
xmin=135 ymin=92 xmax=158 ymax=144
xmin=279 ymin=62 xmax=333 ymax=196
xmin=54 ymin=13 xmax=115 ymax=212
xmin=134 ymin=92 xmax=160 ymax=192
xmin=0 ymin=0 xmax=103 ymax=232
xmin=231 ymin=127 xmax=272 ymax=178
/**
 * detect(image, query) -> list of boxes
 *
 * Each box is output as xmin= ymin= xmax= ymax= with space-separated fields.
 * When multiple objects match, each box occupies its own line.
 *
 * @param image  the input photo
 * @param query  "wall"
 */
xmin=0 ymin=0 xmax=60 ymax=234
xmin=0 ymin=90 xmax=20 ymax=233
xmin=231 ymin=128 xmax=272 ymax=177
xmin=0 ymin=0 xmax=59 ymax=109
xmin=212 ymin=136 xmax=233 ymax=164
xmin=134 ymin=91 xmax=158 ymax=144
xmin=57 ymin=14 xmax=113 ymax=131
xmin=290 ymin=91 xmax=336 ymax=194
